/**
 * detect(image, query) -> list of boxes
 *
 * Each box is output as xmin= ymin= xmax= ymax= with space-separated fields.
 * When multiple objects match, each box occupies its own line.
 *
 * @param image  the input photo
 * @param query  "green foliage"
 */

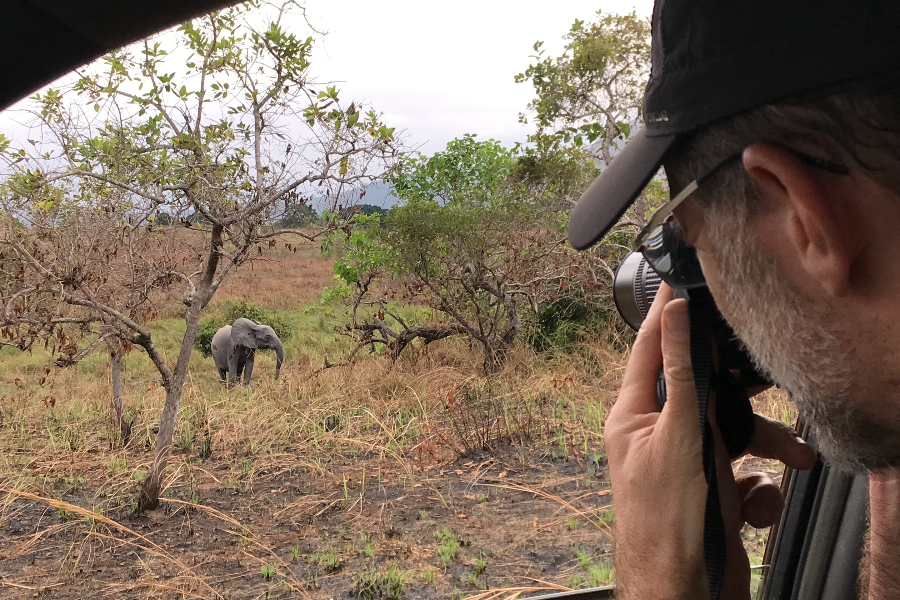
xmin=194 ymin=320 xmax=222 ymax=359
xmin=392 ymin=134 xmax=517 ymax=205
xmin=523 ymin=296 xmax=626 ymax=353
xmin=279 ymin=203 xmax=320 ymax=228
xmin=433 ymin=528 xmax=460 ymax=565
xmin=321 ymin=132 xmax=605 ymax=373
xmin=515 ymin=11 xmax=650 ymax=153
xmin=321 ymin=212 xmax=395 ymax=303
xmin=193 ymin=301 xmax=292 ymax=358
xmin=355 ymin=563 xmax=414 ymax=600
xmin=339 ymin=203 xmax=389 ymax=226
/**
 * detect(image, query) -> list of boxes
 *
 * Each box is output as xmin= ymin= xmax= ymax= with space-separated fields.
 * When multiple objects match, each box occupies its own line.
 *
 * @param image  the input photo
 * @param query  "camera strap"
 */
xmin=686 ymin=291 xmax=727 ymax=600
xmin=686 ymin=289 xmax=757 ymax=600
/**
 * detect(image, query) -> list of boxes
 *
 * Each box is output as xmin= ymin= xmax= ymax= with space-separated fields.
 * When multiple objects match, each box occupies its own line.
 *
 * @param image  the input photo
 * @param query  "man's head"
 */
xmin=569 ymin=1 xmax=900 ymax=472
xmin=665 ymin=82 xmax=900 ymax=471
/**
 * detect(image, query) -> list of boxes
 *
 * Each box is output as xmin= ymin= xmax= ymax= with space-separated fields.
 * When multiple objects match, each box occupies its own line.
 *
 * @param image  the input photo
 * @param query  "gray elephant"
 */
xmin=211 ymin=318 xmax=283 ymax=387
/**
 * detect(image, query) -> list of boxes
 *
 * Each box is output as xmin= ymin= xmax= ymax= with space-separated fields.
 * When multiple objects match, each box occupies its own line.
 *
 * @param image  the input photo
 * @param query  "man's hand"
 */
xmin=604 ymin=285 xmax=817 ymax=599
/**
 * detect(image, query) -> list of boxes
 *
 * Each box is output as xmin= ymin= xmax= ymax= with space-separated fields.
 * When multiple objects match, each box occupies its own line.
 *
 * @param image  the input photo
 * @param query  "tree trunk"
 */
xmin=105 ymin=337 xmax=132 ymax=445
xmin=482 ymin=341 xmax=509 ymax=375
xmin=482 ymin=293 xmax=520 ymax=376
xmin=138 ymin=300 xmax=205 ymax=510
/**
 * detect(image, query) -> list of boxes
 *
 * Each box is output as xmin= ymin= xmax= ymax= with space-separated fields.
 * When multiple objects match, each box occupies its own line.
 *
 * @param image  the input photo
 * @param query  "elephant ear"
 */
xmin=231 ymin=318 xmax=259 ymax=349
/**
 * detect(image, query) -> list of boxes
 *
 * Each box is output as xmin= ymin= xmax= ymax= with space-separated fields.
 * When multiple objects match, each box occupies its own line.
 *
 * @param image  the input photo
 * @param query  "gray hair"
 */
xmin=663 ymin=75 xmax=900 ymax=213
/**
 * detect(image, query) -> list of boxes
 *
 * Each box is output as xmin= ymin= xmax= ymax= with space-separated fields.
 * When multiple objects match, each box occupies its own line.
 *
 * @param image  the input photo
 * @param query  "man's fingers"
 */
xmin=658 ymin=298 xmax=701 ymax=433
xmin=616 ymin=284 xmax=674 ymax=415
xmin=737 ymin=473 xmax=785 ymax=528
xmin=745 ymin=415 xmax=818 ymax=470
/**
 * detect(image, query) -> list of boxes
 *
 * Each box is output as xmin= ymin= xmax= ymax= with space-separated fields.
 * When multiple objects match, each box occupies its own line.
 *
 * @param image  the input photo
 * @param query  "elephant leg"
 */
xmin=243 ymin=352 xmax=255 ymax=386
xmin=218 ymin=368 xmax=227 ymax=382
xmin=227 ymin=350 xmax=240 ymax=389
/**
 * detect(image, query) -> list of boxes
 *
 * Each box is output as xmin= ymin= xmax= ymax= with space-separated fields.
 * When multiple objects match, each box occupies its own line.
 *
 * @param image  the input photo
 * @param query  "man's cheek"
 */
xmin=696 ymin=251 xmax=735 ymax=318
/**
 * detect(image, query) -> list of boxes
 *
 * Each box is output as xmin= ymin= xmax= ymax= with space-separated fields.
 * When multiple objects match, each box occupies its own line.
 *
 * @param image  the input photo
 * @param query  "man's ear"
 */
xmin=741 ymin=144 xmax=862 ymax=297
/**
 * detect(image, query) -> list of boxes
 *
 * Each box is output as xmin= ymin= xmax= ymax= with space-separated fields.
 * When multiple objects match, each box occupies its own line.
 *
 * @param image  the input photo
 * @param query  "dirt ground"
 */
xmin=1 ymin=442 xmax=614 ymax=599
xmin=0 ymin=230 xmax=793 ymax=599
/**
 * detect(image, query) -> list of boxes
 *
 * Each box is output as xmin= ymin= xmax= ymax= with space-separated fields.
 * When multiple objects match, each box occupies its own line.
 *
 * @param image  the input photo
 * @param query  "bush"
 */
xmin=523 ymin=296 xmax=628 ymax=354
xmin=193 ymin=300 xmax=292 ymax=359
xmin=194 ymin=320 xmax=221 ymax=358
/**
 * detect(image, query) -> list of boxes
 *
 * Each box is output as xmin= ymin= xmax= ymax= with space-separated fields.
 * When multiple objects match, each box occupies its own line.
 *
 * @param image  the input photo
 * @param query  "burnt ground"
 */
xmin=0 ymin=444 xmax=615 ymax=600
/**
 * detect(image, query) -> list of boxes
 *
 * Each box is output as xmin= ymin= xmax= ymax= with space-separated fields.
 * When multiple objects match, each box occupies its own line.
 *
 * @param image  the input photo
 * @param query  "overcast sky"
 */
xmin=303 ymin=0 xmax=653 ymax=153
xmin=0 ymin=0 xmax=653 ymax=156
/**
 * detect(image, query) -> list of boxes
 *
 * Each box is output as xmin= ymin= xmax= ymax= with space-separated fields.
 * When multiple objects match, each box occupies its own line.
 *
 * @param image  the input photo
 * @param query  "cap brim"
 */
xmin=568 ymin=129 xmax=677 ymax=250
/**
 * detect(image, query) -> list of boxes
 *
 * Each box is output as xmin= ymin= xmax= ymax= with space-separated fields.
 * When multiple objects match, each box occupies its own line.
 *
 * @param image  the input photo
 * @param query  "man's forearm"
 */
xmin=861 ymin=471 xmax=900 ymax=599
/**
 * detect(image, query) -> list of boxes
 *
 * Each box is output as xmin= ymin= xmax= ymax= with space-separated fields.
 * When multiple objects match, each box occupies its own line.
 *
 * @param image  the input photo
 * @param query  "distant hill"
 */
xmin=307 ymin=180 xmax=400 ymax=213
xmin=355 ymin=181 xmax=400 ymax=209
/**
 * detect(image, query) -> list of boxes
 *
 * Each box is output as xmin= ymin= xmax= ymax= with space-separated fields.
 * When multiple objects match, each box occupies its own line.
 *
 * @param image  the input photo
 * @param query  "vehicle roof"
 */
xmin=0 ymin=0 xmax=240 ymax=111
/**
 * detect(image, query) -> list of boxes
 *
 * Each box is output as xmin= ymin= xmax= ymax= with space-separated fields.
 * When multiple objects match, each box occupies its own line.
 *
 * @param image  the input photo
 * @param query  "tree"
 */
xmin=278 ymin=202 xmax=320 ymax=227
xmin=515 ymin=11 xmax=651 ymax=166
xmin=0 ymin=180 xmax=155 ymax=444
xmin=2 ymin=2 xmax=397 ymax=510
xmin=320 ymin=12 xmax=655 ymax=374
xmin=325 ymin=135 xmax=600 ymax=374
xmin=515 ymin=10 xmax=662 ymax=280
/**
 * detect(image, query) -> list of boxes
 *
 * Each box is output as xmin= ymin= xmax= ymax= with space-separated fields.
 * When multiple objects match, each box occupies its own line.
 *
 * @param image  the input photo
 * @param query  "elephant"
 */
xmin=211 ymin=318 xmax=283 ymax=387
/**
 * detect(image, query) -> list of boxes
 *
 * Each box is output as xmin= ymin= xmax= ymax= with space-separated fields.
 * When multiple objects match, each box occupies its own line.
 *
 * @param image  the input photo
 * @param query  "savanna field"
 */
xmin=0 ymin=238 xmax=795 ymax=600
xmin=0 ymin=6 xmax=797 ymax=598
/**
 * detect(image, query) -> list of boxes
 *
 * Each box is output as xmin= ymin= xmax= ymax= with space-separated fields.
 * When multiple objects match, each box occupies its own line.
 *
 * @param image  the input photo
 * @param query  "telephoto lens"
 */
xmin=613 ymin=251 xmax=662 ymax=331
xmin=613 ymin=250 xmax=770 ymax=389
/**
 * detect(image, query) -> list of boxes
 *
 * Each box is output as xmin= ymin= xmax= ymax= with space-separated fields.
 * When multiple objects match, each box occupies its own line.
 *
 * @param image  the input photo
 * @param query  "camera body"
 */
xmin=614 ymin=251 xmax=768 ymax=385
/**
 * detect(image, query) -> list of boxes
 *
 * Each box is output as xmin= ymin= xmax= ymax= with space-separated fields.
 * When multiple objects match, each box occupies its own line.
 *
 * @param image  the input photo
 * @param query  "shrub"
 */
xmin=193 ymin=300 xmax=292 ymax=358
xmin=523 ymin=296 xmax=630 ymax=354
xmin=194 ymin=320 xmax=221 ymax=358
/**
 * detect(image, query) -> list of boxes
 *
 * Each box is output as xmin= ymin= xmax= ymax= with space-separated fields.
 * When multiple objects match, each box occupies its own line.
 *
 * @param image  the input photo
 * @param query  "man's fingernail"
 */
xmin=664 ymin=301 xmax=690 ymax=341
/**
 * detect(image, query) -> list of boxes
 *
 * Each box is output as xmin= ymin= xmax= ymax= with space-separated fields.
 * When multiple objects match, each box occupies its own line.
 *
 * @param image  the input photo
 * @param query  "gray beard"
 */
xmin=706 ymin=218 xmax=900 ymax=472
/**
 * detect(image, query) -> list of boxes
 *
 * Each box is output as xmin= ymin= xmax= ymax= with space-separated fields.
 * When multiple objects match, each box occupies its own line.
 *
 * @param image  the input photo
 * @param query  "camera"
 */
xmin=613 ymin=251 xmax=769 ymax=385
xmin=613 ymin=251 xmax=768 ymax=458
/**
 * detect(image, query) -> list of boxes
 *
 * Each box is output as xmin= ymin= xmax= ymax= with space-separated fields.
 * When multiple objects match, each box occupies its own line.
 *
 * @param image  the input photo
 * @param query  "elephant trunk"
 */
xmin=273 ymin=340 xmax=284 ymax=380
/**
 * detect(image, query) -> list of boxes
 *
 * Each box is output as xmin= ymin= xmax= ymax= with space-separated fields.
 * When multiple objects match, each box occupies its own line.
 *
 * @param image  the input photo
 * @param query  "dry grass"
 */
xmin=0 ymin=330 xmax=626 ymax=598
xmin=0 ymin=240 xmax=798 ymax=598
xmin=216 ymin=240 xmax=335 ymax=310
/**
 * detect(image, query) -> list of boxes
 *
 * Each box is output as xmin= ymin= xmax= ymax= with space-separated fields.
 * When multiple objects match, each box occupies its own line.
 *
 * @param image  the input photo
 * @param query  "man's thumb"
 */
xmin=660 ymin=299 xmax=700 ymax=430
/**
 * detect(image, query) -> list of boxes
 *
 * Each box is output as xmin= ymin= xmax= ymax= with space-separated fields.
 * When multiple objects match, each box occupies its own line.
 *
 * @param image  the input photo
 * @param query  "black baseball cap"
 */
xmin=569 ymin=0 xmax=900 ymax=250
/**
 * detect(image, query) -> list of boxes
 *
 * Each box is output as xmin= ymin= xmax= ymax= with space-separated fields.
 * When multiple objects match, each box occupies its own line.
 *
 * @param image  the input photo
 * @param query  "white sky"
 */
xmin=304 ymin=0 xmax=653 ymax=153
xmin=0 ymin=0 xmax=654 ymax=156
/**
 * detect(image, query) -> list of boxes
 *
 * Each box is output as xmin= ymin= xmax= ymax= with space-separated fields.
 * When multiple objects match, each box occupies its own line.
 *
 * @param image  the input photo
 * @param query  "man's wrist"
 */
xmin=614 ymin=543 xmax=709 ymax=600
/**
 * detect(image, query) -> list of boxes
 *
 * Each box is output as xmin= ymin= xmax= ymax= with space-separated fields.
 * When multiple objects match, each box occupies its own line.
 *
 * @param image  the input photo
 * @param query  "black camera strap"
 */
xmin=686 ymin=291 xmax=727 ymax=600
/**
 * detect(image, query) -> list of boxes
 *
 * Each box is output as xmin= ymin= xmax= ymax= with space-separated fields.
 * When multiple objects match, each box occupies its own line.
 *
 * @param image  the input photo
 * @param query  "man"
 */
xmin=568 ymin=1 xmax=900 ymax=598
